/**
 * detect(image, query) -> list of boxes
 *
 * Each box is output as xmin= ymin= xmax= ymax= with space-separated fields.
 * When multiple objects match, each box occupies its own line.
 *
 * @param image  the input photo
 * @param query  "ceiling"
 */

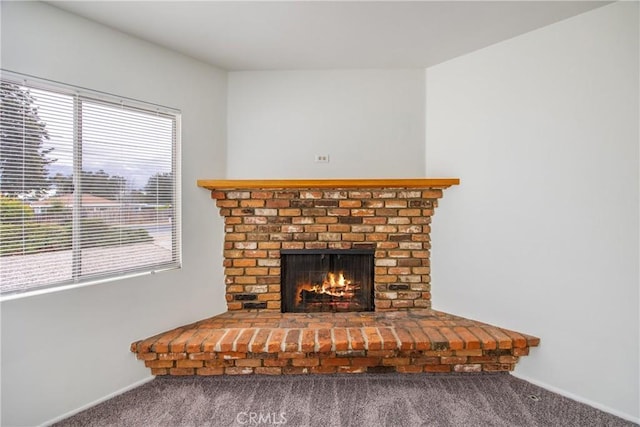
xmin=48 ymin=1 xmax=610 ymax=71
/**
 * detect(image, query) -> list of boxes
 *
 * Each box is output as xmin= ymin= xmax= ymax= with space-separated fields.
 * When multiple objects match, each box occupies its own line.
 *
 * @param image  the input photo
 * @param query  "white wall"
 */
xmin=426 ymin=2 xmax=639 ymax=421
xmin=2 ymin=1 xmax=637 ymax=425
xmin=0 ymin=2 xmax=227 ymax=426
xmin=227 ymin=70 xmax=425 ymax=178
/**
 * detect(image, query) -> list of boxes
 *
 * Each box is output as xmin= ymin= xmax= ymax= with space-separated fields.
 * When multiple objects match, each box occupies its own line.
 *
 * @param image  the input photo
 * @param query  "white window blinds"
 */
xmin=0 ymin=72 xmax=181 ymax=296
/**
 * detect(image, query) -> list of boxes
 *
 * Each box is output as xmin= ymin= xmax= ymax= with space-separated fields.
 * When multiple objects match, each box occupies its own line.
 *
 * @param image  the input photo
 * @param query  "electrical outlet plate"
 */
xmin=314 ymin=154 xmax=330 ymax=163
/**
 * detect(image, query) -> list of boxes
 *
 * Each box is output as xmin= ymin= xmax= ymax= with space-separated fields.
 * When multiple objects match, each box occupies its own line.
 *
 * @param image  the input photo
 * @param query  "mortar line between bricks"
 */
xmin=374 ymin=328 xmax=384 ymax=349
xmin=466 ymin=326 xmax=489 ymax=350
xmin=263 ymin=329 xmax=275 ymax=353
xmin=280 ymin=328 xmax=290 ymax=352
xmin=246 ymin=329 xmax=259 ymax=352
xmin=231 ymin=328 xmax=245 ymax=352
xmin=346 ymin=328 xmax=353 ymax=351
xmin=247 ymin=327 xmax=260 ymax=353
xmin=480 ymin=326 xmax=504 ymax=349
xmin=361 ymin=327 xmax=369 ymax=350
xmin=197 ymin=329 xmax=216 ymax=353
xmin=389 ymin=327 xmax=403 ymax=349
xmin=263 ymin=329 xmax=273 ymax=354
xmin=214 ymin=329 xmax=230 ymax=352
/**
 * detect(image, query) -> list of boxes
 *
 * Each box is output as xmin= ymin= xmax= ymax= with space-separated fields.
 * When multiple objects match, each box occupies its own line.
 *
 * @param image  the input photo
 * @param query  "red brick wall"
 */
xmin=210 ymin=187 xmax=445 ymax=311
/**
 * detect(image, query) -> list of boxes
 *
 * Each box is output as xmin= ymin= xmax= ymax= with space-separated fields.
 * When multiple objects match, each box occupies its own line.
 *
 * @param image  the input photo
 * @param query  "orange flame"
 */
xmin=295 ymin=271 xmax=356 ymax=304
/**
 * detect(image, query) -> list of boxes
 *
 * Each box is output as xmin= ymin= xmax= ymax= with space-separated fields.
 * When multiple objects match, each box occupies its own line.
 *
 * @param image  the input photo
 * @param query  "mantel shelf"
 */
xmin=197 ymin=178 xmax=460 ymax=190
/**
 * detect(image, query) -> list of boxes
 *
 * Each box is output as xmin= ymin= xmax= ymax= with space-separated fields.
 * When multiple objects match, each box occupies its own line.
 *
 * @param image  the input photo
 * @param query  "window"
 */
xmin=0 ymin=71 xmax=181 ymax=297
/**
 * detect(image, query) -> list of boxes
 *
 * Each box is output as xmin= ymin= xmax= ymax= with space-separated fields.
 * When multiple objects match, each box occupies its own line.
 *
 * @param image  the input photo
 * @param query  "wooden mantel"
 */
xmin=197 ymin=178 xmax=460 ymax=190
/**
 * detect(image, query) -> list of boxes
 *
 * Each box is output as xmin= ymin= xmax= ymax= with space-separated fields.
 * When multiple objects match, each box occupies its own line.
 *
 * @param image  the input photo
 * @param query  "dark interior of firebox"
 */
xmin=280 ymin=249 xmax=374 ymax=313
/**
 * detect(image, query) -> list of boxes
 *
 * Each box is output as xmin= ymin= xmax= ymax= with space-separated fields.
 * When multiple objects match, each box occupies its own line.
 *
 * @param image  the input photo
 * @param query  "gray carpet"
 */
xmin=55 ymin=373 xmax=636 ymax=427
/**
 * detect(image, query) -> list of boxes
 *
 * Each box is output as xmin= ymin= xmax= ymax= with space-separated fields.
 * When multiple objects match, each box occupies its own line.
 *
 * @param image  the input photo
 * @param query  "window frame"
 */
xmin=0 ymin=70 xmax=182 ymax=300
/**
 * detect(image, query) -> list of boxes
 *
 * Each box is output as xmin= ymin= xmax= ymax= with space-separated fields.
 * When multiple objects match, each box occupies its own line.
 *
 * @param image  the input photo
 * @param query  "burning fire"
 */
xmin=323 ymin=272 xmax=350 ymax=293
xmin=296 ymin=271 xmax=358 ymax=303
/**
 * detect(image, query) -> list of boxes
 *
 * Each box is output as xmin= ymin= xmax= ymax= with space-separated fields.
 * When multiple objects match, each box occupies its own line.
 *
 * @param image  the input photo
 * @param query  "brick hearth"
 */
xmin=131 ymin=310 xmax=540 ymax=375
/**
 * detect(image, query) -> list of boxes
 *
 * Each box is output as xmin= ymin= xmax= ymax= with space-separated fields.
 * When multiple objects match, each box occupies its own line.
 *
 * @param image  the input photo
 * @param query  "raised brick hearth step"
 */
xmin=131 ymin=310 xmax=539 ymax=376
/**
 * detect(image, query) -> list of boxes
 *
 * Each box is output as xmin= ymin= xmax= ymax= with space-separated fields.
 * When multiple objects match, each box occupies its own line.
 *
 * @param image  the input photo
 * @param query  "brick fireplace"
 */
xmin=130 ymin=178 xmax=540 ymax=377
xmin=201 ymin=178 xmax=459 ymax=313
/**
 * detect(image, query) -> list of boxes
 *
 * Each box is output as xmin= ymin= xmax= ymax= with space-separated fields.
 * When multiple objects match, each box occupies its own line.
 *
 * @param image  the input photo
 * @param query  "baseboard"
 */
xmin=40 ymin=375 xmax=155 ymax=427
xmin=511 ymin=372 xmax=639 ymax=424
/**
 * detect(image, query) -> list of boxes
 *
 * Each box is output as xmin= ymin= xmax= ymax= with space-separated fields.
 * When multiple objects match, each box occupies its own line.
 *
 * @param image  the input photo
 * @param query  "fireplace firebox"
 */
xmin=281 ymin=250 xmax=375 ymax=313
